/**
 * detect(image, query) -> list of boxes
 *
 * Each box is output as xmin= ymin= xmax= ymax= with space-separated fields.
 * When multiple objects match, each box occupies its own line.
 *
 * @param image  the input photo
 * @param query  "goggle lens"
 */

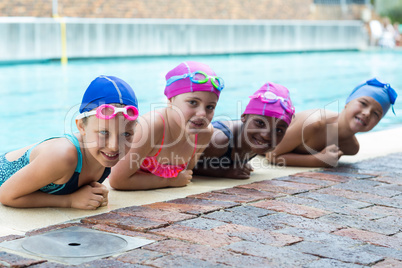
xmin=99 ymin=106 xmax=116 ymax=117
xmin=192 ymin=72 xmax=209 ymax=83
xmin=125 ymin=106 xmax=138 ymax=118
xmin=211 ymin=77 xmax=224 ymax=90
xmin=263 ymin=92 xmax=279 ymax=102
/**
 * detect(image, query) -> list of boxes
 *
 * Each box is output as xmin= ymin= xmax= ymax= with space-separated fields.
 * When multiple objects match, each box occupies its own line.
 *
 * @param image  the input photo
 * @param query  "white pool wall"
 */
xmin=0 ymin=17 xmax=368 ymax=62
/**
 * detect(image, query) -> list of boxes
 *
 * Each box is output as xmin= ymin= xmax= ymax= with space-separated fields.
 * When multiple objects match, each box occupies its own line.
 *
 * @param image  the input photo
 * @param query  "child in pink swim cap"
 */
xmin=164 ymin=61 xmax=223 ymax=99
xmin=194 ymin=82 xmax=295 ymax=179
xmin=109 ymin=61 xmax=224 ymax=190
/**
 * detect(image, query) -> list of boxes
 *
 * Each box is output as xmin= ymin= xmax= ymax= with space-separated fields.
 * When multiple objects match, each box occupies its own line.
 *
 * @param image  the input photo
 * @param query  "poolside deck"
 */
xmin=0 ymin=127 xmax=401 ymax=267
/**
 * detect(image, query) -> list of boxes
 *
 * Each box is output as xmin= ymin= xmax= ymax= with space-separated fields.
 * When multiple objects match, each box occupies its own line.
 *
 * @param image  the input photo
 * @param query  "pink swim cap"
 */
xmin=243 ymin=82 xmax=295 ymax=125
xmin=164 ymin=61 xmax=224 ymax=99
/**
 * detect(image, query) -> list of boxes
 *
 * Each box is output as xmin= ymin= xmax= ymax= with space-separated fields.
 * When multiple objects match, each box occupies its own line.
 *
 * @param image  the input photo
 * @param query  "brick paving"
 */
xmin=1 ymin=153 xmax=402 ymax=267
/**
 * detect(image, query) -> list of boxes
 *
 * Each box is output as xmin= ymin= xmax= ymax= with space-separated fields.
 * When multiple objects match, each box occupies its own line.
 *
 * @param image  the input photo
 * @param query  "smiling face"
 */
xmin=344 ymin=96 xmax=383 ymax=133
xmin=241 ymin=114 xmax=289 ymax=155
xmin=77 ymin=113 xmax=136 ymax=168
xmin=169 ymin=91 xmax=218 ymax=134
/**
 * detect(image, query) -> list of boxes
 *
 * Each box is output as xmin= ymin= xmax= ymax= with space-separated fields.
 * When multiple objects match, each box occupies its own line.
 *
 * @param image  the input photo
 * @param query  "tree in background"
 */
xmin=374 ymin=0 xmax=402 ymax=23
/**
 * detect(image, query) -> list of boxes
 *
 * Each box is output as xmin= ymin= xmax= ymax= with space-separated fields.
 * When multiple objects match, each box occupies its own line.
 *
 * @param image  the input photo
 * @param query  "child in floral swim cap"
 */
xmin=0 ymin=75 xmax=139 ymax=209
xmin=266 ymin=77 xmax=398 ymax=167
xmin=194 ymin=82 xmax=295 ymax=179
xmin=109 ymin=61 xmax=224 ymax=190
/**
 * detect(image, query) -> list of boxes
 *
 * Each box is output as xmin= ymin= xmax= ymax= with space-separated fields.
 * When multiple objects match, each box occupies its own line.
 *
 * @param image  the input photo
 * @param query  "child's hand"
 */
xmin=319 ymin=144 xmax=344 ymax=167
xmin=227 ymin=163 xmax=254 ymax=179
xmin=169 ymin=170 xmax=193 ymax=187
xmin=90 ymin=182 xmax=109 ymax=207
xmin=70 ymin=183 xmax=109 ymax=210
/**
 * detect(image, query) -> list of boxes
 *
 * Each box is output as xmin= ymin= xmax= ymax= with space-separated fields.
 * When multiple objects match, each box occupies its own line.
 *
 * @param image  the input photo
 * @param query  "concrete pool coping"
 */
xmin=1 ymin=126 xmax=402 ymax=237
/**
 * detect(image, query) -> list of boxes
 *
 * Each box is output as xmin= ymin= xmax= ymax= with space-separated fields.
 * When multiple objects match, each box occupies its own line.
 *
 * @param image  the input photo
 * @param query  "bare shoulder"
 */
xmin=212 ymin=121 xmax=237 ymax=147
xmin=213 ymin=120 xmax=235 ymax=142
xmin=30 ymin=137 xmax=78 ymax=174
xmin=138 ymin=110 xmax=165 ymax=133
xmin=132 ymin=110 xmax=165 ymax=148
xmin=197 ymin=124 xmax=215 ymax=145
xmin=291 ymin=109 xmax=327 ymax=133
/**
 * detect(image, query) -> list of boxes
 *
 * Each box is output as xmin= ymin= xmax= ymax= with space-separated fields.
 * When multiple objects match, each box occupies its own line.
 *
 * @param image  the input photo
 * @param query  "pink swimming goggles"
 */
xmin=76 ymin=104 xmax=139 ymax=120
xmin=249 ymin=91 xmax=295 ymax=114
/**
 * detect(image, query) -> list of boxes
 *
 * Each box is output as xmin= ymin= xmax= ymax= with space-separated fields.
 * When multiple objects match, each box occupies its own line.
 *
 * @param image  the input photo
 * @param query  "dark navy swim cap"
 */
xmin=79 ymin=75 xmax=138 ymax=113
xmin=345 ymin=77 xmax=397 ymax=117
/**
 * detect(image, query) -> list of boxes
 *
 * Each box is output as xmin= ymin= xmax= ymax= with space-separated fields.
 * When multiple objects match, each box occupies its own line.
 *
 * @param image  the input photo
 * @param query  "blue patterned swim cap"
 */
xmin=345 ymin=78 xmax=397 ymax=117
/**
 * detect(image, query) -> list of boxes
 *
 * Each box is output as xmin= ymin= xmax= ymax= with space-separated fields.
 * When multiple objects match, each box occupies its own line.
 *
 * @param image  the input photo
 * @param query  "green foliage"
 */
xmin=376 ymin=0 xmax=402 ymax=23
xmin=384 ymin=7 xmax=402 ymax=23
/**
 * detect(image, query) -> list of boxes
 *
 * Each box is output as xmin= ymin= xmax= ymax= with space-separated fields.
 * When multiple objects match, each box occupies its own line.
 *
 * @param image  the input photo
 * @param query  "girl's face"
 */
xmin=344 ymin=96 xmax=383 ymax=133
xmin=169 ymin=91 xmax=218 ymax=134
xmin=241 ymin=114 xmax=289 ymax=154
xmin=77 ymin=114 xmax=136 ymax=167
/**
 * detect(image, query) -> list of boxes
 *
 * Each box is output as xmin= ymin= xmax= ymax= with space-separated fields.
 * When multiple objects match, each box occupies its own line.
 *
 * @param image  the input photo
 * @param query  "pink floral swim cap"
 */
xmin=244 ymin=82 xmax=295 ymax=125
xmin=164 ymin=61 xmax=223 ymax=99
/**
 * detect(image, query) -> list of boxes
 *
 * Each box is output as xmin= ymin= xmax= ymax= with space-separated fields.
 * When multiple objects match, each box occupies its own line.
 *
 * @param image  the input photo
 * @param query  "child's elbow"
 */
xmin=265 ymin=152 xmax=281 ymax=165
xmin=108 ymin=173 xmax=130 ymax=190
xmin=108 ymin=174 xmax=121 ymax=189
xmin=350 ymin=147 xmax=359 ymax=155
xmin=0 ymin=191 xmax=16 ymax=207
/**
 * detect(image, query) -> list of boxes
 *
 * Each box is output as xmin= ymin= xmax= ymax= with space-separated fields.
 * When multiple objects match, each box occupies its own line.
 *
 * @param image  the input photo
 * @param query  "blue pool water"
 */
xmin=1 ymin=50 xmax=401 ymax=153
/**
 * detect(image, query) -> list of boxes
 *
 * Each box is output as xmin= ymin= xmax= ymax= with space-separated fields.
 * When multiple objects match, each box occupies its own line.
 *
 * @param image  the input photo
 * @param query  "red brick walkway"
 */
xmin=1 ymin=153 xmax=402 ymax=267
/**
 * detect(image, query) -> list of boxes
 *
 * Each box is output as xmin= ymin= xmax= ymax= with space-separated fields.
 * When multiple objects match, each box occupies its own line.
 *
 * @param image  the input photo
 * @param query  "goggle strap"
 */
xmin=76 ymin=110 xmax=96 ymax=119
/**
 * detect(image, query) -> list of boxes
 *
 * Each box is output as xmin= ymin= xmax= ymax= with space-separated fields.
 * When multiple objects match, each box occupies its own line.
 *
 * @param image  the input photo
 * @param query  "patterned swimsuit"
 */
xmin=0 ymin=134 xmax=110 ymax=195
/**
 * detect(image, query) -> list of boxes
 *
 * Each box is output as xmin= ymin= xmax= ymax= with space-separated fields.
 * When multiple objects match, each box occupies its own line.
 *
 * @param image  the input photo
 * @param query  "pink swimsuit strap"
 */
xmin=140 ymin=111 xmax=198 ymax=178
xmin=151 ymin=111 xmax=166 ymax=157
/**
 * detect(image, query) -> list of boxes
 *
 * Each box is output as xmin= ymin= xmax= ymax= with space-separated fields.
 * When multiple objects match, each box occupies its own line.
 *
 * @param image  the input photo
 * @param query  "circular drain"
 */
xmin=22 ymin=229 xmax=128 ymax=258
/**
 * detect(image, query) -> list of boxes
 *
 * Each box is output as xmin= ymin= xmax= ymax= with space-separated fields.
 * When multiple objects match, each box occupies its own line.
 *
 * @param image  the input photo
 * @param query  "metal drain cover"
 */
xmin=0 ymin=226 xmax=154 ymax=265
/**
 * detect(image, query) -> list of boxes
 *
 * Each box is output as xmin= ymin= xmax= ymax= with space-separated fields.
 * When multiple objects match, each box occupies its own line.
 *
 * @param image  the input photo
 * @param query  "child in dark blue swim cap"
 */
xmin=0 ymin=75 xmax=139 ymax=209
xmin=266 ymin=78 xmax=398 ymax=167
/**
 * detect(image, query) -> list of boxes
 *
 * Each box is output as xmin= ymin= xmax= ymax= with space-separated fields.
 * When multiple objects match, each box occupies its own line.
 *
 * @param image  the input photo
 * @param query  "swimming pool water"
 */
xmin=1 ymin=50 xmax=401 ymax=153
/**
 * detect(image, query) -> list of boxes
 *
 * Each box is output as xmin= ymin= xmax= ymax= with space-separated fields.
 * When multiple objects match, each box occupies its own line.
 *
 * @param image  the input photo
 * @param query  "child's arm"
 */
xmin=186 ymin=125 xmax=214 ymax=171
xmin=268 ymin=147 xmax=343 ymax=167
xmin=0 ymin=142 xmax=106 ymax=209
xmin=110 ymin=169 xmax=189 ymax=190
xmin=109 ymin=114 xmax=190 ymax=190
xmin=266 ymin=113 xmax=343 ymax=167
xmin=192 ymin=124 xmax=253 ymax=179
xmin=110 ymin=154 xmax=192 ymax=190
xmin=194 ymin=162 xmax=253 ymax=179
